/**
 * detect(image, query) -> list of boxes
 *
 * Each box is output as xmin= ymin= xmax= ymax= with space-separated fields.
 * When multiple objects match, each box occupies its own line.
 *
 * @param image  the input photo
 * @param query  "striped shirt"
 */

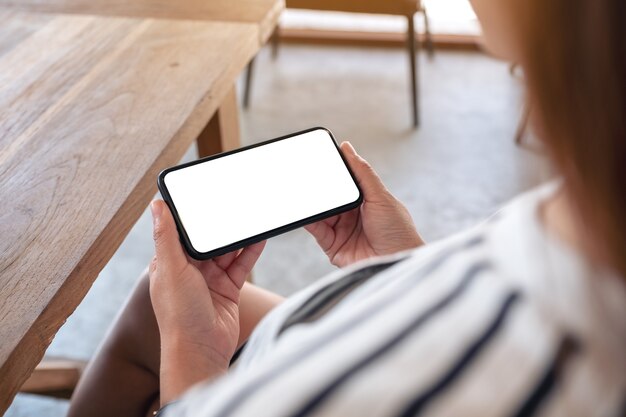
xmin=167 ymin=183 xmax=626 ymax=417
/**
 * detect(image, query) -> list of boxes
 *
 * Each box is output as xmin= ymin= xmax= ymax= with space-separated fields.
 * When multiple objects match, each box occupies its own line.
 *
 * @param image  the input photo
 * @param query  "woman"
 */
xmin=68 ymin=0 xmax=625 ymax=415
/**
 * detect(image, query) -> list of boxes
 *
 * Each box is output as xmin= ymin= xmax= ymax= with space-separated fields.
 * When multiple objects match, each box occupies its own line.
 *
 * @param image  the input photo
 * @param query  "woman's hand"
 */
xmin=305 ymin=142 xmax=423 ymax=268
xmin=148 ymin=200 xmax=265 ymax=405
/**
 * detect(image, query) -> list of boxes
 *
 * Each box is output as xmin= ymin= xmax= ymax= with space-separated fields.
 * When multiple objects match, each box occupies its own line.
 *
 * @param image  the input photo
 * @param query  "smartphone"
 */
xmin=157 ymin=127 xmax=363 ymax=260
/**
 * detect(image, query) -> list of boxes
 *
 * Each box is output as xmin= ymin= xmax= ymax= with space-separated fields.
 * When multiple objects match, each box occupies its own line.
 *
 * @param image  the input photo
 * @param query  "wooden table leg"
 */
xmin=197 ymin=85 xmax=241 ymax=158
xmin=515 ymin=103 xmax=531 ymax=146
xmin=243 ymin=57 xmax=256 ymax=109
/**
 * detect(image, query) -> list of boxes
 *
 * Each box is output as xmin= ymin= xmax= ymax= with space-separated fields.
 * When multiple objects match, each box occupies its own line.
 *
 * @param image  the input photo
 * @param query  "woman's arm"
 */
xmin=68 ymin=267 xmax=282 ymax=417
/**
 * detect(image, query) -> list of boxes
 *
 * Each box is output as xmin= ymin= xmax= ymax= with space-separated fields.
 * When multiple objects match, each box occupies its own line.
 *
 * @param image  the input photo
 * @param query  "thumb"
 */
xmin=340 ymin=142 xmax=390 ymax=202
xmin=150 ymin=200 xmax=188 ymax=273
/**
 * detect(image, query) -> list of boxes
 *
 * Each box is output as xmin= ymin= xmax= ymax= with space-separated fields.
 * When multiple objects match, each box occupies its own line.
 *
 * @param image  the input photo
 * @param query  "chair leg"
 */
xmin=243 ymin=56 xmax=256 ymax=109
xmin=271 ymin=26 xmax=280 ymax=60
xmin=407 ymin=14 xmax=420 ymax=128
xmin=422 ymin=5 xmax=435 ymax=58
xmin=515 ymin=104 xmax=531 ymax=145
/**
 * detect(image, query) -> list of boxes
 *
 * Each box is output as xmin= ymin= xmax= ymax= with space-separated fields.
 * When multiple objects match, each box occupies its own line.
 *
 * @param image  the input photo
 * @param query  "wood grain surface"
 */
xmin=0 ymin=10 xmax=257 ymax=413
xmin=0 ymin=0 xmax=284 ymax=43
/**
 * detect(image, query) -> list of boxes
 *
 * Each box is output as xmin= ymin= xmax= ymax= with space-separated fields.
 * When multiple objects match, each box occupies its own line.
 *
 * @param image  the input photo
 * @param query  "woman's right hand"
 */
xmin=305 ymin=142 xmax=423 ymax=268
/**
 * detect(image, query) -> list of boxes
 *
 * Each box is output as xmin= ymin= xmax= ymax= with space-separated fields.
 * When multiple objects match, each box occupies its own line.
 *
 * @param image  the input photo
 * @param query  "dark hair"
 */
xmin=519 ymin=0 xmax=626 ymax=276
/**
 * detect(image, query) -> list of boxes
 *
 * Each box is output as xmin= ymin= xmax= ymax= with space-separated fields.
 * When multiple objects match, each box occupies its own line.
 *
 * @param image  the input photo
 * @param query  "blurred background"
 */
xmin=282 ymin=0 xmax=479 ymax=34
xmin=6 ymin=0 xmax=551 ymax=415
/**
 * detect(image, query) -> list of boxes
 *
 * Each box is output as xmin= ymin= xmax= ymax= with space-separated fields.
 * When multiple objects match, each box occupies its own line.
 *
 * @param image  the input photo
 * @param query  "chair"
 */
xmin=19 ymin=357 xmax=86 ymax=399
xmin=243 ymin=0 xmax=434 ymax=127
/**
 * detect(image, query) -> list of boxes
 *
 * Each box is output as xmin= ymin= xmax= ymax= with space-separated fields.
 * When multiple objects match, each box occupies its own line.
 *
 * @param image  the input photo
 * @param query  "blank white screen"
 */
xmin=163 ymin=129 xmax=361 ymax=254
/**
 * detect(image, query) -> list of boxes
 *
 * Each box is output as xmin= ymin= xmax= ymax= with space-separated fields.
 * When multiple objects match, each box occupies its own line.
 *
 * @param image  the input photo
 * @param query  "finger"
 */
xmin=185 ymin=249 xmax=237 ymax=277
xmin=331 ymin=208 xmax=360 ymax=238
xmin=304 ymin=220 xmax=336 ymax=251
xmin=305 ymin=213 xmax=339 ymax=233
xmin=226 ymin=241 xmax=267 ymax=288
xmin=186 ymin=255 xmax=214 ymax=276
xmin=193 ymin=248 xmax=241 ymax=279
xmin=214 ymin=249 xmax=241 ymax=270
xmin=150 ymin=200 xmax=188 ymax=273
xmin=322 ymin=215 xmax=340 ymax=228
xmin=340 ymin=142 xmax=389 ymax=202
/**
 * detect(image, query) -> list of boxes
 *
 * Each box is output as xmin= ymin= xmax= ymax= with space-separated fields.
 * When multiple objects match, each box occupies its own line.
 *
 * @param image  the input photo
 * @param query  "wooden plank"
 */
xmin=278 ymin=27 xmax=483 ymax=52
xmin=20 ymin=358 xmax=87 ymax=398
xmin=0 ymin=0 xmax=285 ymax=44
xmin=0 ymin=12 xmax=258 ymax=414
xmin=286 ymin=0 xmax=420 ymax=16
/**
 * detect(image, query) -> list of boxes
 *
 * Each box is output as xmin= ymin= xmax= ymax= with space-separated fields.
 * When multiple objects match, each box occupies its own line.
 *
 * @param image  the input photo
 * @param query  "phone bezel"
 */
xmin=157 ymin=127 xmax=363 ymax=260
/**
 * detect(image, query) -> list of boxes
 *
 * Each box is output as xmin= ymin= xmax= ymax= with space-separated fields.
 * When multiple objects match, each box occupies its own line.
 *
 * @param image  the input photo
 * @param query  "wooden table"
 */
xmin=0 ymin=0 xmax=284 ymax=44
xmin=0 ymin=5 xmax=275 ymax=412
xmin=0 ymin=0 xmax=285 ymax=109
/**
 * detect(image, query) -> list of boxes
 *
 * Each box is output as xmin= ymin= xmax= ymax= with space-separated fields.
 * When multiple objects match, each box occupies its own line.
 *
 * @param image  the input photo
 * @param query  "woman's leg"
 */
xmin=68 ymin=270 xmax=283 ymax=417
xmin=238 ymin=281 xmax=284 ymax=348
xmin=67 ymin=270 xmax=160 ymax=417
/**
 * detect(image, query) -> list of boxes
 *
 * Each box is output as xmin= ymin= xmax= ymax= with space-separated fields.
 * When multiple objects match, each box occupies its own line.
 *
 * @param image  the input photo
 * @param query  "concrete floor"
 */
xmin=6 ymin=44 xmax=551 ymax=416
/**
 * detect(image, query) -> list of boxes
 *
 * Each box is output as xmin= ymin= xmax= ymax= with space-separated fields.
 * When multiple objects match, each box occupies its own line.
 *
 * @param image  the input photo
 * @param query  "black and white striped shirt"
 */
xmin=168 ymin=184 xmax=626 ymax=417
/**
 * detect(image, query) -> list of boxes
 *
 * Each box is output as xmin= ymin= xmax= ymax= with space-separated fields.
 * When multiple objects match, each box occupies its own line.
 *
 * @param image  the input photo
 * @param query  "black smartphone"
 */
xmin=157 ymin=127 xmax=363 ymax=260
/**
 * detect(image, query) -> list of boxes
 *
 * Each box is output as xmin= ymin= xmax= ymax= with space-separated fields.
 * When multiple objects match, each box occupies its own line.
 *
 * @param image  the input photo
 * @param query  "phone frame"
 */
xmin=157 ymin=127 xmax=363 ymax=260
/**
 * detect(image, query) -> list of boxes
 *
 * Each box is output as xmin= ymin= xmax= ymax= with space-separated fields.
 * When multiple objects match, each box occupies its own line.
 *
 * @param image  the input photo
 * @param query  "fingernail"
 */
xmin=345 ymin=141 xmax=356 ymax=154
xmin=150 ymin=201 xmax=162 ymax=224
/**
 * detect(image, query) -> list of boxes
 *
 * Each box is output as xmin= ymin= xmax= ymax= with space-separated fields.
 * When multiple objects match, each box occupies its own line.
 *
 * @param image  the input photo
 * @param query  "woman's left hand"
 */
xmin=148 ymin=200 xmax=266 ymax=405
